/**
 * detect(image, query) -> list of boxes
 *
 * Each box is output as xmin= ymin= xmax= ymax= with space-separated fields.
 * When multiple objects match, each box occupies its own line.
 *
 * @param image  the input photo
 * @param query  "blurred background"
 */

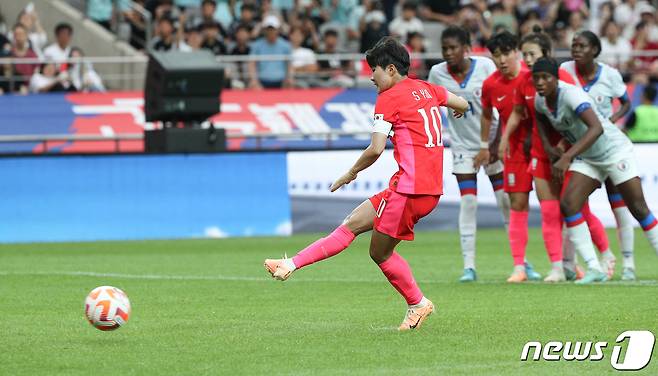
xmin=0 ymin=0 xmax=657 ymax=243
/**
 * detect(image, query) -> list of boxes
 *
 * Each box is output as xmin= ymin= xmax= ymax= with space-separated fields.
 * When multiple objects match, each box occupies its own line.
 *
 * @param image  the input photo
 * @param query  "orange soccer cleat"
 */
xmin=398 ymin=299 xmax=434 ymax=331
xmin=506 ymin=270 xmax=528 ymax=283
xmin=264 ymin=257 xmax=294 ymax=281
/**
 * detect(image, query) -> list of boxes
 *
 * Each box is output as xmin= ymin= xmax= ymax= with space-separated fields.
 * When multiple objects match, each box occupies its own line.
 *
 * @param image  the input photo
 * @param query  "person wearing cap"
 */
xmin=248 ymin=15 xmax=293 ymax=89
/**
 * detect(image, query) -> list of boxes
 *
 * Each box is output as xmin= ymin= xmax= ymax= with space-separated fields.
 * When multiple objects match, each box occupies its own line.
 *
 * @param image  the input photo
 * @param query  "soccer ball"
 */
xmin=84 ymin=286 xmax=131 ymax=331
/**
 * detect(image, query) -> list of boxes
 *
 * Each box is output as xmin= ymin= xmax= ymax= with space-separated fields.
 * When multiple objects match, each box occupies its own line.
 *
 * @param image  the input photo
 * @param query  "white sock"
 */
xmin=514 ymin=264 xmax=525 ymax=273
xmin=566 ymin=222 xmax=602 ymax=272
xmin=613 ymin=206 xmax=635 ymax=264
xmin=283 ymin=258 xmax=297 ymax=271
xmin=494 ymin=189 xmax=511 ymax=231
xmin=599 ymin=249 xmax=616 ymax=261
xmin=551 ymin=260 xmax=563 ymax=270
xmin=410 ymin=296 xmax=429 ymax=308
xmin=562 ymin=227 xmax=576 ymax=272
xmin=644 ymin=224 xmax=658 ymax=257
xmin=459 ymin=194 xmax=477 ymax=270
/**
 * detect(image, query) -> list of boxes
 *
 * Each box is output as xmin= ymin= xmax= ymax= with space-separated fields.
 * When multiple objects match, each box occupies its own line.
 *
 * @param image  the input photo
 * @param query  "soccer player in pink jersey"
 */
xmin=264 ymin=37 xmax=469 ymax=330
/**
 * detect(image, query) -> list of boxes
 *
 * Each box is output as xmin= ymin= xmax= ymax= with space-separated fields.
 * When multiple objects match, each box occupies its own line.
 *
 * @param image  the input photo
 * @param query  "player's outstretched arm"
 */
xmin=446 ymin=91 xmax=469 ymax=118
xmin=330 ymin=132 xmax=388 ymax=192
xmin=552 ymin=108 xmax=603 ymax=182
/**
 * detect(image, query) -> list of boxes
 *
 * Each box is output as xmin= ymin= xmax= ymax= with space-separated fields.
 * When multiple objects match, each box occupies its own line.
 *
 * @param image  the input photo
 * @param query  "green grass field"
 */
xmin=0 ymin=228 xmax=656 ymax=375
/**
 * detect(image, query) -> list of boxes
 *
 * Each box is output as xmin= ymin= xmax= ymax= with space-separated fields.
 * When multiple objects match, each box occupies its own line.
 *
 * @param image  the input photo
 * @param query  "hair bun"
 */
xmin=532 ymin=25 xmax=543 ymax=34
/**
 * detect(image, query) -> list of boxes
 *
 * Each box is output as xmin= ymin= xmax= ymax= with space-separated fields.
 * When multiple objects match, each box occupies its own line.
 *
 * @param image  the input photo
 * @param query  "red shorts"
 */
xmin=504 ymin=159 xmax=533 ymax=193
xmin=529 ymin=157 xmax=552 ymax=181
xmin=369 ymin=189 xmax=440 ymax=241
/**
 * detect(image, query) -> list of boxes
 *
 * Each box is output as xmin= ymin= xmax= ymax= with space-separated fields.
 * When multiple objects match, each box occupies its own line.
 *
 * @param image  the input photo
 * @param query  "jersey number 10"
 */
xmin=417 ymin=106 xmax=443 ymax=148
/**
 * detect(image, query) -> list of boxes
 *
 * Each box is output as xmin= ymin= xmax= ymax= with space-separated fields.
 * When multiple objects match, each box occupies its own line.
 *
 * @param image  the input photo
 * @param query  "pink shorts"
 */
xmin=369 ymin=189 xmax=440 ymax=240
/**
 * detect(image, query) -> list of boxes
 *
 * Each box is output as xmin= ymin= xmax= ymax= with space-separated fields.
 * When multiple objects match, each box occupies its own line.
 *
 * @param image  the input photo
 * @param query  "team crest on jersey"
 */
xmin=473 ymin=88 xmax=482 ymax=98
xmin=595 ymin=95 xmax=604 ymax=104
xmin=531 ymin=158 xmax=538 ymax=169
xmin=617 ymin=161 xmax=628 ymax=172
xmin=374 ymin=114 xmax=384 ymax=121
xmin=509 ymin=173 xmax=516 ymax=186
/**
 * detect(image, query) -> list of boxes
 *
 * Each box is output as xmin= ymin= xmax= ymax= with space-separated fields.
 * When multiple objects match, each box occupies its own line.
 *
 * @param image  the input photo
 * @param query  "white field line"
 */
xmin=0 ymin=270 xmax=657 ymax=286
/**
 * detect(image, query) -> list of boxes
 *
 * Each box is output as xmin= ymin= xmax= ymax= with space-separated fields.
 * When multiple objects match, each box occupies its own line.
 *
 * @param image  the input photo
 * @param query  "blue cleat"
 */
xmin=459 ymin=268 xmax=477 ymax=282
xmin=524 ymin=261 xmax=542 ymax=281
xmin=574 ymin=269 xmax=608 ymax=284
xmin=621 ymin=267 xmax=636 ymax=281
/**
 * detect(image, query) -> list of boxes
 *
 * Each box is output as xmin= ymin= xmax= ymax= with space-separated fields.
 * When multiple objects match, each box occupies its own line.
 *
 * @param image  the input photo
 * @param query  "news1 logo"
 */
xmin=521 ymin=331 xmax=656 ymax=371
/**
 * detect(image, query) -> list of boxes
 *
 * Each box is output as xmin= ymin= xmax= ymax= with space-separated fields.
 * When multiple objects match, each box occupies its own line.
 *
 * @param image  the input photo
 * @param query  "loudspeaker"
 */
xmin=144 ymin=50 xmax=224 ymax=122
xmin=144 ymin=127 xmax=226 ymax=153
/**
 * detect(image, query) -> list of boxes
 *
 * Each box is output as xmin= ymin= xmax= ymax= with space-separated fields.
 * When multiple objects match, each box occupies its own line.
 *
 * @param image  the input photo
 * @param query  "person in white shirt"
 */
xmin=599 ymin=20 xmax=632 ymax=70
xmin=289 ymin=26 xmax=317 ymax=88
xmin=11 ymin=9 xmax=48 ymax=58
xmin=42 ymin=23 xmax=73 ymax=64
xmin=614 ymin=0 xmax=649 ymax=39
xmin=389 ymin=1 xmax=424 ymax=42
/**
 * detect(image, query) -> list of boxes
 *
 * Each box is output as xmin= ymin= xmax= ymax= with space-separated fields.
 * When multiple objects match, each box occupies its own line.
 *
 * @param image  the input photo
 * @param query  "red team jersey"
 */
xmin=373 ymin=78 xmax=448 ymax=195
xmin=514 ymin=68 xmax=576 ymax=160
xmin=481 ymin=64 xmax=532 ymax=163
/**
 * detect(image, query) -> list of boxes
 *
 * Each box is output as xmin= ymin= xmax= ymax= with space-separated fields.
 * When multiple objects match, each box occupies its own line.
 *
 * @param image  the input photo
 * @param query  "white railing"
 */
xmin=2 ymin=49 xmax=657 ymax=90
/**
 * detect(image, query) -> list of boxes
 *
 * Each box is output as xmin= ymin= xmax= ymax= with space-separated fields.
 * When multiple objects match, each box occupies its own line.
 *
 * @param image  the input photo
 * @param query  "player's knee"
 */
xmin=369 ymin=249 xmax=386 ymax=264
xmin=625 ymin=198 xmax=650 ymax=221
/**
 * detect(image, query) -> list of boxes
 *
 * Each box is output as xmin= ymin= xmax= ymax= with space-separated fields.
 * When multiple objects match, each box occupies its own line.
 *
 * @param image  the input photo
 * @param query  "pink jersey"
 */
xmin=373 ymin=78 xmax=448 ymax=195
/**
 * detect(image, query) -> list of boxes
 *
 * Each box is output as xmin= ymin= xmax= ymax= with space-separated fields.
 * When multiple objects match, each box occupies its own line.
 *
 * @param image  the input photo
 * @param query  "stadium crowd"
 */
xmin=1 ymin=0 xmax=658 ymax=92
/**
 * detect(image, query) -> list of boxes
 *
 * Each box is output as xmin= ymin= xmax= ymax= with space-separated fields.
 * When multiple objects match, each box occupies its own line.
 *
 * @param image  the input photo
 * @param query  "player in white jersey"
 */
xmin=561 ymin=31 xmax=636 ymax=280
xmin=428 ymin=26 xmax=518 ymax=282
xmin=532 ymin=57 xmax=658 ymax=284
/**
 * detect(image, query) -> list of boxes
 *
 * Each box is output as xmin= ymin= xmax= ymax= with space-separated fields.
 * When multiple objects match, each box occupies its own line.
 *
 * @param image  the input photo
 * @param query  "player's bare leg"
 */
xmin=264 ymin=200 xmax=375 ymax=281
xmin=561 ymin=172 xmax=607 ymax=284
xmin=455 ymin=173 xmax=478 ymax=282
xmin=535 ymin=177 xmax=565 ymax=282
xmin=370 ymin=230 xmax=433 ymax=331
xmin=615 ymin=177 xmax=658 ymax=263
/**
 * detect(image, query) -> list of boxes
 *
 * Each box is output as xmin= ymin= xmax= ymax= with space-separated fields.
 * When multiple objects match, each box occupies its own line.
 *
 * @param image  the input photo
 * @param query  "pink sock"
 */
xmin=292 ymin=224 xmax=355 ymax=269
xmin=582 ymin=202 xmax=610 ymax=253
xmin=377 ymin=251 xmax=423 ymax=305
xmin=509 ymin=210 xmax=529 ymax=266
xmin=540 ymin=200 xmax=563 ymax=262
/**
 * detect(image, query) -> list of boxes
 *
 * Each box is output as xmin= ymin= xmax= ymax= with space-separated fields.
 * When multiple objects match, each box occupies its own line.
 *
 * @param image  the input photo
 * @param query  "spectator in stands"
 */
xmin=151 ymin=16 xmax=183 ymax=51
xmin=615 ymin=0 xmax=648 ymax=40
xmin=630 ymin=21 xmax=658 ymax=82
xmin=228 ymin=4 xmax=259 ymax=39
xmin=419 ymin=0 xmax=459 ymax=24
xmin=359 ymin=4 xmax=388 ymax=52
xmin=405 ymin=31 xmax=430 ymax=80
xmin=228 ymin=24 xmax=251 ymax=88
xmin=564 ymin=10 xmax=587 ymax=45
xmin=600 ymin=20 xmax=632 ymax=70
xmin=638 ymin=3 xmax=658 ymax=42
xmin=175 ymin=0 xmax=201 ymax=11
xmin=624 ymin=85 xmax=658 ymax=141
xmin=458 ymin=4 xmax=491 ymax=50
xmin=68 ymin=47 xmax=105 ymax=92
xmin=553 ymin=23 xmax=572 ymax=64
xmin=248 ymin=15 xmax=293 ymax=89
xmin=29 ymin=61 xmax=75 ymax=93
xmin=519 ymin=10 xmax=543 ymax=37
xmin=317 ymin=28 xmax=354 ymax=87
xmin=289 ymin=15 xmax=320 ymax=51
xmin=490 ymin=0 xmax=519 ymax=35
xmin=153 ymin=0 xmax=181 ymax=21
xmin=43 ymin=23 xmax=73 ymax=65
xmin=87 ymin=0 xmax=131 ymax=31
xmin=289 ymin=26 xmax=318 ymax=87
xmin=200 ymin=21 xmax=227 ymax=54
xmin=184 ymin=25 xmax=203 ymax=50
xmin=12 ymin=8 xmax=47 ymax=58
xmin=124 ymin=0 xmax=148 ymax=50
xmin=389 ymin=1 xmax=423 ymax=42
xmin=9 ymin=23 xmax=39 ymax=94
xmin=193 ymin=1 xmax=225 ymax=34
xmin=533 ymin=0 xmax=559 ymax=30
xmin=0 ymin=28 xmax=10 ymax=95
